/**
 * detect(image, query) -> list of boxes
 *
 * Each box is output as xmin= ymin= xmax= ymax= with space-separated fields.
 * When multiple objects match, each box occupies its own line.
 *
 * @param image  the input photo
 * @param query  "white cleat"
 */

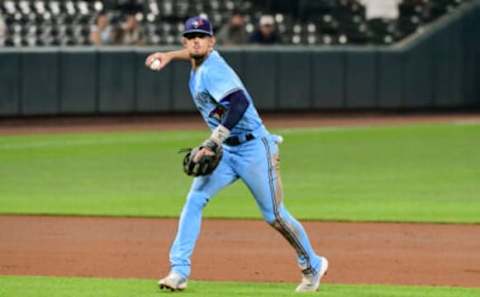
xmin=158 ymin=271 xmax=188 ymax=292
xmin=295 ymin=257 xmax=329 ymax=293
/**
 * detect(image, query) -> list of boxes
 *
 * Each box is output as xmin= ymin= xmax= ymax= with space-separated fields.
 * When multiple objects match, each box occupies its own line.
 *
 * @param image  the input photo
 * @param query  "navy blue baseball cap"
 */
xmin=183 ymin=16 xmax=213 ymax=37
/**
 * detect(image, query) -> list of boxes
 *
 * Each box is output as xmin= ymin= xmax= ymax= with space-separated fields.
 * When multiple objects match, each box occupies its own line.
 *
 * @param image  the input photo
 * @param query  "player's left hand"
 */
xmin=193 ymin=147 xmax=215 ymax=163
xmin=182 ymin=139 xmax=223 ymax=177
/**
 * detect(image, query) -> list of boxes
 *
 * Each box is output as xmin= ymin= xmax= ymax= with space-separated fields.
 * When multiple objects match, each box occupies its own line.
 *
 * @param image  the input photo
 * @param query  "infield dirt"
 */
xmin=1 ymin=215 xmax=479 ymax=287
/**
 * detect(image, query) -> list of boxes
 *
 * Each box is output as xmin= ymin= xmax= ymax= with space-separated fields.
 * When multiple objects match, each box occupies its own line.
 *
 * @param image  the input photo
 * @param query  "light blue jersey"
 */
xmin=188 ymin=50 xmax=263 ymax=137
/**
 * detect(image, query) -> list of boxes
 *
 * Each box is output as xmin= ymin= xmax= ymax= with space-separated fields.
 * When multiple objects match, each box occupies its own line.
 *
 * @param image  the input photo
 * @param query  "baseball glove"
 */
xmin=181 ymin=140 xmax=223 ymax=177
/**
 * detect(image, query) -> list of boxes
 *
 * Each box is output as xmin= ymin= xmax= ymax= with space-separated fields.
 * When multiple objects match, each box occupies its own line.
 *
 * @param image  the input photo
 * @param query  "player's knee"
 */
xmin=185 ymin=190 xmax=210 ymax=210
xmin=264 ymin=207 xmax=293 ymax=227
xmin=262 ymin=204 xmax=290 ymax=225
xmin=262 ymin=212 xmax=278 ymax=225
xmin=267 ymin=217 xmax=287 ymax=235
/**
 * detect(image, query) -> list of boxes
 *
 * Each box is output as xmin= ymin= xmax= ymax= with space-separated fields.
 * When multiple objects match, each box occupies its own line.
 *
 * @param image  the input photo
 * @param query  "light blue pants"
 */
xmin=169 ymin=134 xmax=321 ymax=278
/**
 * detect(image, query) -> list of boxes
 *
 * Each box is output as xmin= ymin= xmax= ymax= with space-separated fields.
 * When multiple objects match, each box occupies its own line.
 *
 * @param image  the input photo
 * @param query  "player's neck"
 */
xmin=192 ymin=57 xmax=205 ymax=70
xmin=191 ymin=50 xmax=212 ymax=70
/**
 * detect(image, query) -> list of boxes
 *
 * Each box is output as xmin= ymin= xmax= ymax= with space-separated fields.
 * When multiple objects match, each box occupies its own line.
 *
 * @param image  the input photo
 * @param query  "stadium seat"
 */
xmin=0 ymin=0 xmax=472 ymax=47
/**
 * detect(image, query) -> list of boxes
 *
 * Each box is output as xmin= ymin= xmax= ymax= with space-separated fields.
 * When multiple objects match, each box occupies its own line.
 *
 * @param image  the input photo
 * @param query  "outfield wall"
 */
xmin=0 ymin=1 xmax=479 ymax=116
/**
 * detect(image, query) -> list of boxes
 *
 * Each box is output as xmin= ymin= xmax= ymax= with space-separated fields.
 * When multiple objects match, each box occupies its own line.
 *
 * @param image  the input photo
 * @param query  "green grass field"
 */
xmin=0 ymin=123 xmax=479 ymax=223
xmin=1 ymin=276 xmax=480 ymax=297
xmin=1 ymin=122 xmax=480 ymax=296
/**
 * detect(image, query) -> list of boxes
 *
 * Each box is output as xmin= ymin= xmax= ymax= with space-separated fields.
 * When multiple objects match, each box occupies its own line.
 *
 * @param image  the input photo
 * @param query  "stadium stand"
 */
xmin=0 ymin=0 xmax=472 ymax=47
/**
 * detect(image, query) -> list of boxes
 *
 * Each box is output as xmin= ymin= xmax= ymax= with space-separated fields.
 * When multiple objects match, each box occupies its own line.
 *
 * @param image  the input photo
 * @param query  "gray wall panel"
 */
xmin=136 ymin=52 xmax=172 ymax=112
xmin=475 ymin=7 xmax=480 ymax=106
xmin=220 ymin=50 xmax=244 ymax=78
xmin=476 ymin=51 xmax=480 ymax=106
xmin=345 ymin=50 xmax=377 ymax=108
xmin=0 ymin=53 xmax=20 ymax=116
xmin=21 ymin=51 xmax=60 ymax=115
xmin=243 ymin=50 xmax=276 ymax=110
xmin=277 ymin=51 xmax=312 ymax=109
xmin=431 ymin=27 xmax=452 ymax=107
xmin=60 ymin=51 xmax=97 ymax=113
xmin=462 ymin=8 xmax=476 ymax=104
xmin=171 ymin=62 xmax=194 ymax=111
xmin=450 ymin=21 xmax=465 ymax=107
xmin=404 ymin=42 xmax=434 ymax=108
xmin=98 ymin=51 xmax=136 ymax=113
xmin=377 ymin=50 xmax=404 ymax=108
xmin=312 ymin=51 xmax=345 ymax=108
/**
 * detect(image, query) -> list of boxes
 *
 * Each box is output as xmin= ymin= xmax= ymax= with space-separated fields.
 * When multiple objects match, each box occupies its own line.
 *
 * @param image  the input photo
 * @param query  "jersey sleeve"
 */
xmin=203 ymin=63 xmax=242 ymax=102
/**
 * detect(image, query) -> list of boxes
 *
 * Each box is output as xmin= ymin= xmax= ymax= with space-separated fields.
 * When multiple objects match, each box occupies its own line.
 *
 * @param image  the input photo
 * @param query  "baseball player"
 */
xmin=145 ymin=16 xmax=328 ymax=293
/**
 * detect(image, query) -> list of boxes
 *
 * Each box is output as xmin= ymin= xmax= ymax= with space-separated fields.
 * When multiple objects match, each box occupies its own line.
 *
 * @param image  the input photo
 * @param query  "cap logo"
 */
xmin=192 ymin=19 xmax=203 ymax=28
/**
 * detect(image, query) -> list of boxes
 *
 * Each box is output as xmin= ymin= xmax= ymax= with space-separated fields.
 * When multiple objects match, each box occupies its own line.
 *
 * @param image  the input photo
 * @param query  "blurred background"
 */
xmin=0 ymin=0 xmax=479 ymax=116
xmin=0 ymin=0 xmax=474 ymax=46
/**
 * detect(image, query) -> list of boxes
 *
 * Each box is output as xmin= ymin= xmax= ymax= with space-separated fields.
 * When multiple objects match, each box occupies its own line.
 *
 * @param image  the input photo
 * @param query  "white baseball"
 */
xmin=150 ymin=59 xmax=161 ymax=70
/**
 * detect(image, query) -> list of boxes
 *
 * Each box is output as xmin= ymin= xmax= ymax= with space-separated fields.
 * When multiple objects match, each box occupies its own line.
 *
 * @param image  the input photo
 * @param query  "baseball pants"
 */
xmin=169 ymin=133 xmax=321 ymax=278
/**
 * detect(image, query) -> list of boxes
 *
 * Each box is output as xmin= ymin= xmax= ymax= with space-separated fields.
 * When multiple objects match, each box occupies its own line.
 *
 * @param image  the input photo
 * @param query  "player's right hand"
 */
xmin=145 ymin=52 xmax=171 ymax=71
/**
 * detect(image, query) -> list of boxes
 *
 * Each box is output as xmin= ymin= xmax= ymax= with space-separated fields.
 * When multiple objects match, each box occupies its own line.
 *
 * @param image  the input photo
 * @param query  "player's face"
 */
xmin=182 ymin=33 xmax=215 ymax=59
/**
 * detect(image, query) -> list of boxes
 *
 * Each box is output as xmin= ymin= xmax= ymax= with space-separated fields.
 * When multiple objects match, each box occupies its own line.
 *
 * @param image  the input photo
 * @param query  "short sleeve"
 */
xmin=203 ymin=63 xmax=242 ymax=102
